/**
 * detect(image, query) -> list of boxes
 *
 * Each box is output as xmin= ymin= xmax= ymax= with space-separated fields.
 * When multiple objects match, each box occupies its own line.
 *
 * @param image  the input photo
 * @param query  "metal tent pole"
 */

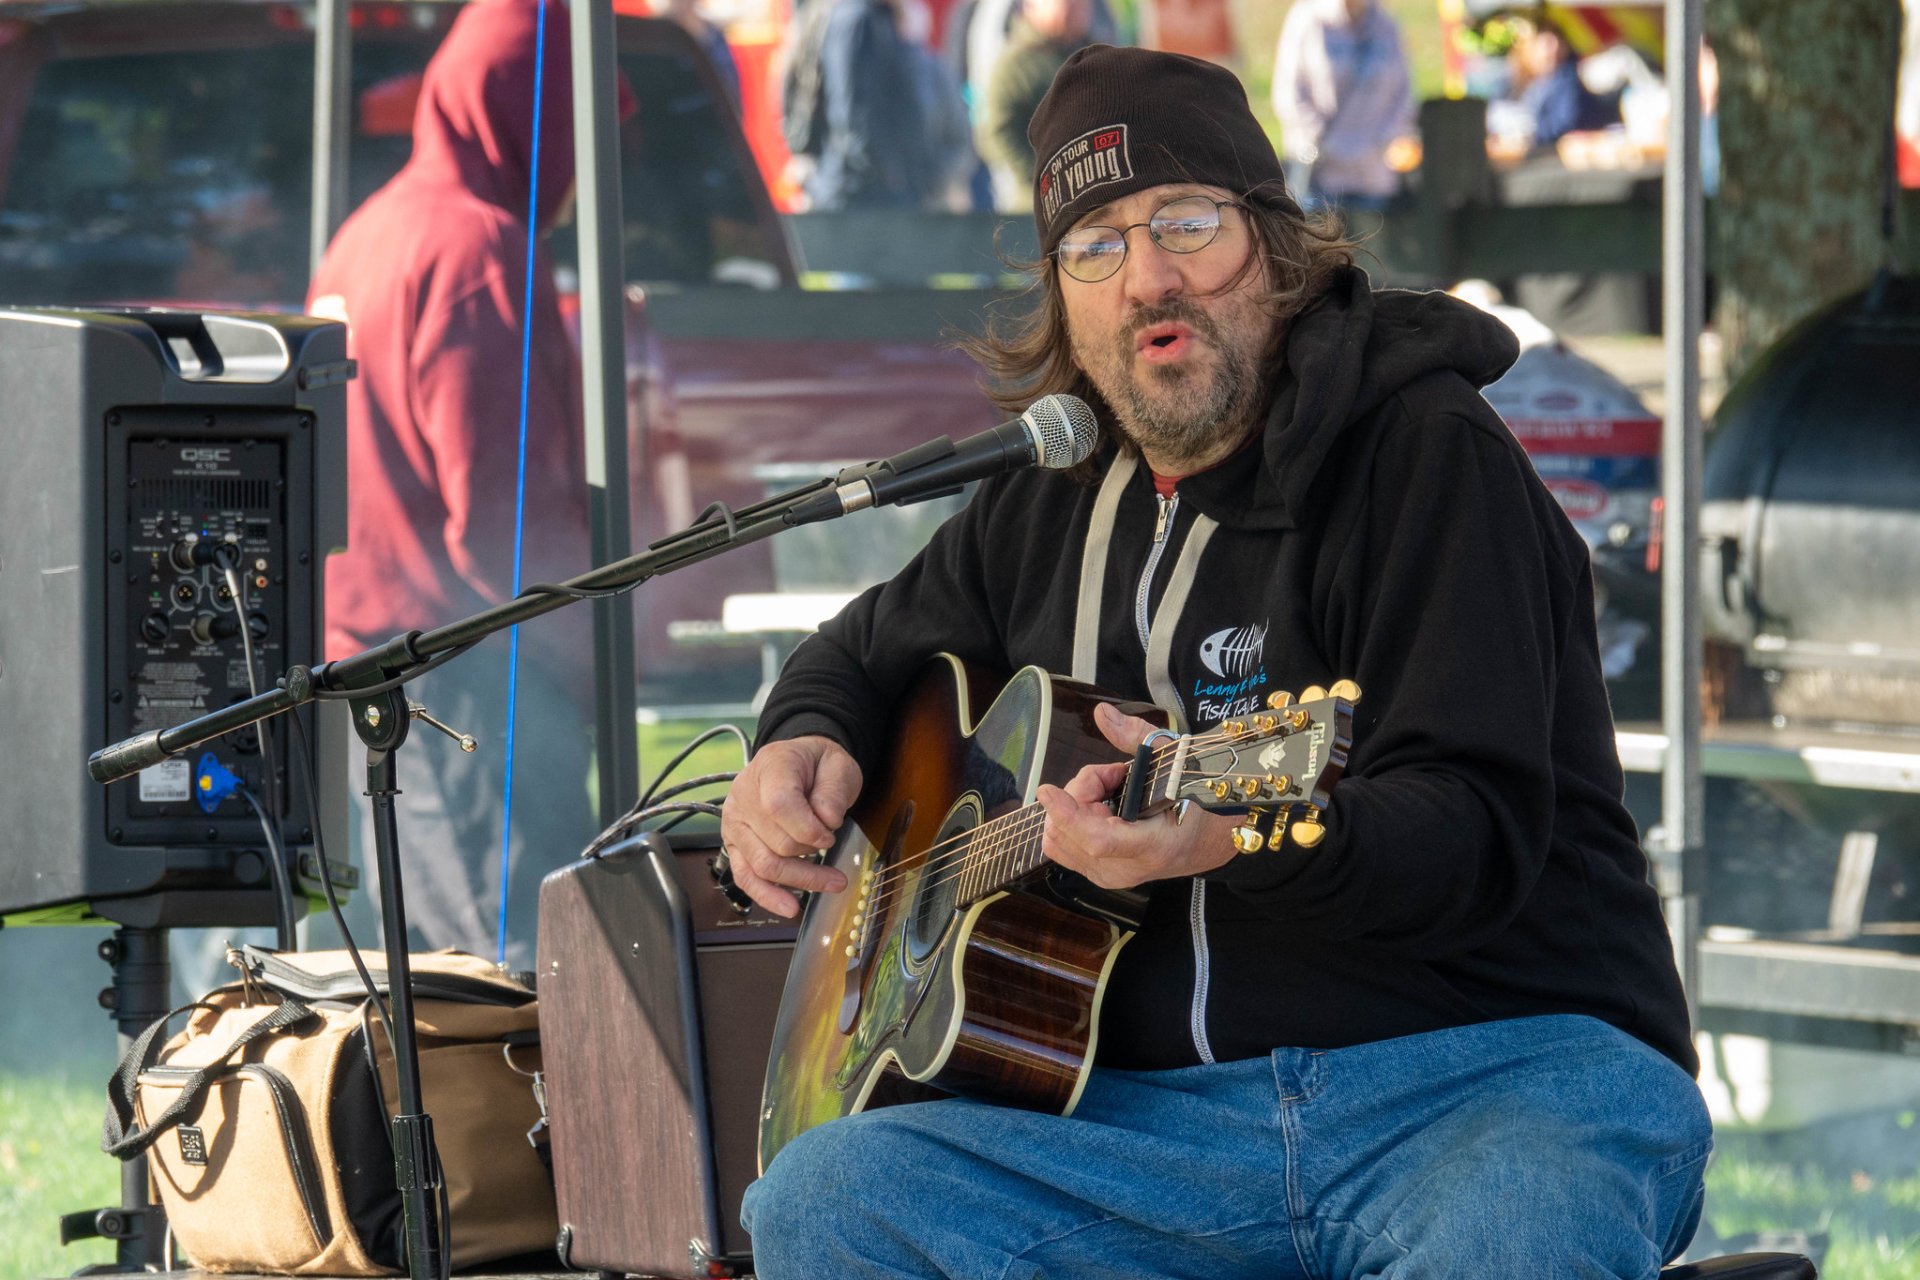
xmin=570 ymin=0 xmax=640 ymax=824
xmin=1657 ymin=0 xmax=1707 ymax=1020
xmin=309 ymin=0 xmax=352 ymax=277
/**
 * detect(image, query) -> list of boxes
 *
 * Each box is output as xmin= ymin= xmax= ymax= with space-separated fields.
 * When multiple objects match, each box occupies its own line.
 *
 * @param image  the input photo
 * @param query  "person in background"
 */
xmin=1272 ymin=0 xmax=1414 ymax=215
xmin=780 ymin=0 xmax=936 ymax=210
xmin=899 ymin=0 xmax=989 ymax=211
xmin=1699 ymin=39 xmax=1720 ymax=198
xmin=965 ymin=0 xmax=1118 ymax=132
xmin=1512 ymin=22 xmax=1618 ymax=151
xmin=976 ymin=0 xmax=1094 ymax=210
xmin=308 ymin=0 xmax=597 ymax=972
xmin=655 ymin=0 xmax=740 ymax=110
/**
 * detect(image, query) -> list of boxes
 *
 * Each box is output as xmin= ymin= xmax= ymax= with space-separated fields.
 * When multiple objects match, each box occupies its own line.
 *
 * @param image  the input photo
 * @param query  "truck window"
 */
xmin=0 ymin=8 xmax=787 ymax=306
xmin=0 ymin=44 xmax=318 ymax=305
xmin=0 ymin=18 xmax=439 ymax=308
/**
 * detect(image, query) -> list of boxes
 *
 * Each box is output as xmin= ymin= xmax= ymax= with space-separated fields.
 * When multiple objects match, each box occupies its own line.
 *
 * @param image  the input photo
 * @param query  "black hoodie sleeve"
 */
xmin=752 ymin=478 xmax=1012 ymax=776
xmin=1210 ymin=406 xmax=1580 ymax=957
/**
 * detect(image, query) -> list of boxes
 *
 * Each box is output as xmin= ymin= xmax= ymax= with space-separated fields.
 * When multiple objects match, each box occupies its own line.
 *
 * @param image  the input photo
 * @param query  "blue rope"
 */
xmin=498 ymin=0 xmax=551 ymax=966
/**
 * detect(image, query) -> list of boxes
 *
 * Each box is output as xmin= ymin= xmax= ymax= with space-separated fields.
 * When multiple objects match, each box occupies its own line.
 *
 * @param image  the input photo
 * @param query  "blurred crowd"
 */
xmin=752 ymin=0 xmax=1420 ymax=218
xmin=772 ymin=0 xmax=1117 ymax=214
xmin=638 ymin=0 xmax=1766 ymax=222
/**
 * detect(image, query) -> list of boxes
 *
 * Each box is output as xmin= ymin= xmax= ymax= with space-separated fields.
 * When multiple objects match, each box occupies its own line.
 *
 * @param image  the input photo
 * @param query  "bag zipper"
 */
xmin=143 ymin=1062 xmax=334 ymax=1248
xmin=1130 ymin=491 xmax=1217 ymax=1065
xmin=237 ymin=946 xmax=533 ymax=1007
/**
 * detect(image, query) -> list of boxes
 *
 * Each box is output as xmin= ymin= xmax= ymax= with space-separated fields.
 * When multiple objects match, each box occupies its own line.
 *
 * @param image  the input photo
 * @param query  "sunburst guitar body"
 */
xmin=757 ymin=653 xmax=1352 ymax=1173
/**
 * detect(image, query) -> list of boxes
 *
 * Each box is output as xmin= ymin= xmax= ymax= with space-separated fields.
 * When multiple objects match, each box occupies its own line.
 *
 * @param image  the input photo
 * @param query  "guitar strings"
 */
xmin=852 ymin=726 xmax=1254 ymax=913
xmin=852 ymin=731 xmax=1198 ymax=912
xmin=855 ymin=716 xmax=1323 ymax=917
xmin=849 ymin=727 xmax=1263 ymax=918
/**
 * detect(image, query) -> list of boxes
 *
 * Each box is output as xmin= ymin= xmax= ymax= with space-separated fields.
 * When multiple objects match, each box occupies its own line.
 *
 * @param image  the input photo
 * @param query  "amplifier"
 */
xmin=536 ymin=832 xmax=794 ymax=1279
xmin=0 ymin=308 xmax=350 ymax=927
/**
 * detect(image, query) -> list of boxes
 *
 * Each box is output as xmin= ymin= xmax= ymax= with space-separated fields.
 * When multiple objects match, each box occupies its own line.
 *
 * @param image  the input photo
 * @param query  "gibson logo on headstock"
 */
xmin=1254 ymin=720 xmax=1327 ymax=780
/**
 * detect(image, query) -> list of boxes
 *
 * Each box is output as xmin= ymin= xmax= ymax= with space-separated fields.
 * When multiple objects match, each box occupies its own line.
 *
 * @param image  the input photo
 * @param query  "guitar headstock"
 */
xmin=1129 ymin=680 xmax=1356 ymax=854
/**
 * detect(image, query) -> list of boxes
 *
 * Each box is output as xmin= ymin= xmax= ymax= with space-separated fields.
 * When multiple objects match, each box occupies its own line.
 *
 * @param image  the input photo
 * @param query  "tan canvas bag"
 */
xmin=103 ymin=947 xmax=556 ymax=1275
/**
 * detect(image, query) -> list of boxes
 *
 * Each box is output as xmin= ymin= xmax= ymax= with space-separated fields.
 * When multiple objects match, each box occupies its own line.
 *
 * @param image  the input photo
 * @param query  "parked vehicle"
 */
xmin=0 ymin=0 xmax=999 ymax=698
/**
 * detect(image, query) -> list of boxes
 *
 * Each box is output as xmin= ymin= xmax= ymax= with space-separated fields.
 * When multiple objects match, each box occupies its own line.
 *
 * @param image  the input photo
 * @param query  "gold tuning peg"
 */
xmin=1299 ymin=684 xmax=1328 ymax=703
xmin=1292 ymin=807 xmax=1326 ymax=849
xmin=1252 ymin=713 xmax=1278 ymax=733
xmin=1329 ymin=678 xmax=1362 ymax=704
xmin=1222 ymin=719 xmax=1247 ymax=736
xmin=1236 ymin=777 xmax=1262 ymax=800
xmin=1267 ymin=820 xmax=1289 ymax=852
xmin=1232 ymin=823 xmax=1265 ymax=855
xmin=1265 ymin=690 xmax=1294 ymax=710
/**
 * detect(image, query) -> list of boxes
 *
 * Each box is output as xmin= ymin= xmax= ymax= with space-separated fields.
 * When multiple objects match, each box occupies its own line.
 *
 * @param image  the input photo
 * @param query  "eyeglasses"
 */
xmin=1054 ymin=195 xmax=1242 ymax=284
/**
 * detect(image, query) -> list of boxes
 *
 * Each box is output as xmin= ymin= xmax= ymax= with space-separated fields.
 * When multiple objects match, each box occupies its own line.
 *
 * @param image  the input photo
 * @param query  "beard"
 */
xmin=1070 ymin=295 xmax=1272 ymax=468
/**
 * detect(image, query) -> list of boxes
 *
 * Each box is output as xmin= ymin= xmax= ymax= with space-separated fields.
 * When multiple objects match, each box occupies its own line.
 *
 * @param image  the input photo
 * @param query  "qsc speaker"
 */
xmin=0 ymin=307 xmax=351 ymax=928
xmin=536 ymin=832 xmax=795 ymax=1278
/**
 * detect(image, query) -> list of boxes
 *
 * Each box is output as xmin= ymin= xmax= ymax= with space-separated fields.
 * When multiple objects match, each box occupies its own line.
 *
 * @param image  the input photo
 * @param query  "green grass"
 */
xmin=5 ymin=1057 xmax=1916 ymax=1279
xmin=1 ymin=1071 xmax=119 ymax=1279
xmin=1703 ymin=1126 xmax=1920 ymax=1279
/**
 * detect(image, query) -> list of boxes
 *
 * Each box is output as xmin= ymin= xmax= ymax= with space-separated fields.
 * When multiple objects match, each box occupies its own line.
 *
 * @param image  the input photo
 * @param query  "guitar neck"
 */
xmin=952 ymin=751 xmax=1177 ymax=906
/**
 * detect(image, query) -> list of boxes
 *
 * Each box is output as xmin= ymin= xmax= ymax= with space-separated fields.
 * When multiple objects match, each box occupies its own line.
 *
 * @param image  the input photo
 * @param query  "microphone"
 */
xmin=788 ymin=393 xmax=1098 ymax=526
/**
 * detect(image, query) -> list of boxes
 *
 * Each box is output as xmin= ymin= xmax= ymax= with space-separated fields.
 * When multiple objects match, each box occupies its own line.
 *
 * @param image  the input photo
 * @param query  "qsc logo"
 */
xmin=178 ymin=448 xmax=232 ymax=464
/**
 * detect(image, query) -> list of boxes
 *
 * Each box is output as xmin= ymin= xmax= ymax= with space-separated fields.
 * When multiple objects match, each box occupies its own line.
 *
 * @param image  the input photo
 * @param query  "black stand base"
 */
xmin=61 ymin=926 xmax=172 ymax=1273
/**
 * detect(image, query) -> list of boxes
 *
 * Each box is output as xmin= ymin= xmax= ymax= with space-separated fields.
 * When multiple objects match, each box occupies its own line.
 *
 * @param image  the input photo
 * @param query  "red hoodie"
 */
xmin=310 ymin=0 xmax=590 ymax=693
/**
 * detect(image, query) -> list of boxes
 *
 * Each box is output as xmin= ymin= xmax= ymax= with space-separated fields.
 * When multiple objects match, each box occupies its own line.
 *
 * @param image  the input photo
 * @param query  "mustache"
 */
xmin=1124 ymin=299 xmax=1223 ymax=346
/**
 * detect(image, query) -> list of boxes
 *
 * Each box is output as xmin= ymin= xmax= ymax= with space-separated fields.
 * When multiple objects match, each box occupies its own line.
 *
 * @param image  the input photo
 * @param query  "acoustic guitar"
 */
xmin=758 ymin=653 xmax=1354 ymax=1172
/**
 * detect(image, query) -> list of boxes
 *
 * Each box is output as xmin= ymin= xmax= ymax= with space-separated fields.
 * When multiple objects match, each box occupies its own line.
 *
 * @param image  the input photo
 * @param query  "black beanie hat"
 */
xmin=1027 ymin=44 xmax=1290 ymax=255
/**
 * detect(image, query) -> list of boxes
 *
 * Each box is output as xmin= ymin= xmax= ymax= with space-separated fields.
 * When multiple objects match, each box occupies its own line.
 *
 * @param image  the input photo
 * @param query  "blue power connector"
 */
xmin=194 ymin=752 xmax=242 ymax=814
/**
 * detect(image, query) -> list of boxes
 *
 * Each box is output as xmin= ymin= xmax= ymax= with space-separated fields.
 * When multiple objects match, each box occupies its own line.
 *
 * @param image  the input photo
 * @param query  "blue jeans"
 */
xmin=744 ymin=1015 xmax=1711 ymax=1279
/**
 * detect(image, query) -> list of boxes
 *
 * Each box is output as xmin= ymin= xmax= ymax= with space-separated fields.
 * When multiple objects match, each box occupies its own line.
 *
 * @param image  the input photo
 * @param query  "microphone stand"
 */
xmin=87 ymin=465 xmax=877 ymax=1280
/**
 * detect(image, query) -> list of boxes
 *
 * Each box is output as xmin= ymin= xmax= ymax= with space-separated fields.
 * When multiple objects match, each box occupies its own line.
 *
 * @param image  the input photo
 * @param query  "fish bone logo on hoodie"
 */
xmin=1192 ymin=622 xmax=1270 ymax=724
xmin=1200 ymin=623 xmax=1266 ymax=680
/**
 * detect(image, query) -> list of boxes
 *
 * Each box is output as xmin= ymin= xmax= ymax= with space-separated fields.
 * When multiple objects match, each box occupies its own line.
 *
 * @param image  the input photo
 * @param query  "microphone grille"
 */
xmin=1023 ymin=394 xmax=1099 ymax=470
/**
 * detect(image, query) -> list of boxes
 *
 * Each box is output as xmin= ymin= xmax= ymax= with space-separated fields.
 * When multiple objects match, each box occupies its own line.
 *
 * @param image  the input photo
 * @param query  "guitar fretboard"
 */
xmin=951 ymin=749 xmax=1179 ymax=906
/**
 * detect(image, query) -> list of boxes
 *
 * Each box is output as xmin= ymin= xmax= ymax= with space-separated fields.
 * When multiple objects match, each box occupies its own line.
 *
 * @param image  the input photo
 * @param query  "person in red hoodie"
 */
xmin=309 ymin=0 xmax=594 ymax=971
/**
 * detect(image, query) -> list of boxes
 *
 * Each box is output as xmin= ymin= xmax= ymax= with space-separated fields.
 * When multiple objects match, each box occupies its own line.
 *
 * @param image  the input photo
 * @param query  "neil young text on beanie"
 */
xmin=1026 ymin=44 xmax=1293 ymax=255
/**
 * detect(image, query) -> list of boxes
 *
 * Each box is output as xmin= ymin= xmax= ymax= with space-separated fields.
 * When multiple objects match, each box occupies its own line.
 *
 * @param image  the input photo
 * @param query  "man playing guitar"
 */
xmin=719 ymin=44 xmax=1708 ymax=1279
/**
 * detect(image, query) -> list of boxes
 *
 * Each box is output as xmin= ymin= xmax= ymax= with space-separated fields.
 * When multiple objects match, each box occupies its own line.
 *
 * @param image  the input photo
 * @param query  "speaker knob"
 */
xmin=191 ymin=613 xmax=240 ymax=646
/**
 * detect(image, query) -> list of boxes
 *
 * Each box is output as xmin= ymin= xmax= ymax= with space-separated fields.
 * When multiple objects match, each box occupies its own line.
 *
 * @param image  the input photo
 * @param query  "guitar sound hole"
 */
xmin=905 ymin=799 xmax=980 ymax=966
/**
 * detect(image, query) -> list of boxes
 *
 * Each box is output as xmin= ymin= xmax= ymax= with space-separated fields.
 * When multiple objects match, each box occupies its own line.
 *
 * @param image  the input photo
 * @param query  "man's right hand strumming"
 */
xmin=719 ymin=735 xmax=864 ymax=918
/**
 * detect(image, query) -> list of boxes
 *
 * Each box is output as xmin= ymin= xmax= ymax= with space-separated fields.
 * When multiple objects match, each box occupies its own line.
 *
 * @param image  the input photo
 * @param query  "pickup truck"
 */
xmin=0 ymin=0 xmax=1000 ymax=696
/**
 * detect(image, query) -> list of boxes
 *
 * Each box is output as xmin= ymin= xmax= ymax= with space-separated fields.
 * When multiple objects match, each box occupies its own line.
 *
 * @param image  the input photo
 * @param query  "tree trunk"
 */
xmin=1704 ymin=0 xmax=1900 ymax=382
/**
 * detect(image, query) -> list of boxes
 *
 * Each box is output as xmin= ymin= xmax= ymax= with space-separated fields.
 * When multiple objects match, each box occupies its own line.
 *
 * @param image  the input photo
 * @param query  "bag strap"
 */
xmin=102 ymin=996 xmax=319 ymax=1159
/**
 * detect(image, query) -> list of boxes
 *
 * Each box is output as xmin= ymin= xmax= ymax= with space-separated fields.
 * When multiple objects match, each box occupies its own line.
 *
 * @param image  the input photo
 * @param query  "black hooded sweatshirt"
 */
xmin=759 ymin=269 xmax=1696 ymax=1075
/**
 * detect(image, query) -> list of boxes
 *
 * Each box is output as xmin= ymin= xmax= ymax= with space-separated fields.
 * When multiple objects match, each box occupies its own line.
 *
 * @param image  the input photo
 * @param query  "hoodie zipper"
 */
xmin=1131 ymin=491 xmax=1218 ymax=1065
xmin=1133 ymin=494 xmax=1178 ymax=649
